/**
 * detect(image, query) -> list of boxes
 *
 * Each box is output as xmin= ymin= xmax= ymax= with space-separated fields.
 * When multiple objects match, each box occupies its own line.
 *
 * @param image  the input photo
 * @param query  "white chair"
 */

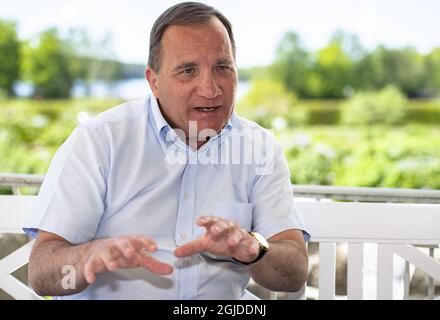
xmin=1 ymin=195 xmax=439 ymax=300
xmin=0 ymin=195 xmax=41 ymax=300
xmin=298 ymin=200 xmax=440 ymax=299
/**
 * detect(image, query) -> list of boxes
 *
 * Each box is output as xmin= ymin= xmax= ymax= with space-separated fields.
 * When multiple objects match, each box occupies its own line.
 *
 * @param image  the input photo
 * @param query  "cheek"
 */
xmin=223 ymin=77 xmax=237 ymax=95
xmin=160 ymin=79 xmax=193 ymax=101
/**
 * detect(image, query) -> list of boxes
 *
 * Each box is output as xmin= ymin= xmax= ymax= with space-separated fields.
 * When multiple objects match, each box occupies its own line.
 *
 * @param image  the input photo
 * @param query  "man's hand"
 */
xmin=84 ymin=235 xmax=173 ymax=284
xmin=174 ymin=216 xmax=259 ymax=263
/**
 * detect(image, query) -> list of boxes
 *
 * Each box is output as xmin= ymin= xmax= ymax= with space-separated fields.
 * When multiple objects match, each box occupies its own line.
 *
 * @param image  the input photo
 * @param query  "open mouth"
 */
xmin=194 ymin=106 xmax=219 ymax=113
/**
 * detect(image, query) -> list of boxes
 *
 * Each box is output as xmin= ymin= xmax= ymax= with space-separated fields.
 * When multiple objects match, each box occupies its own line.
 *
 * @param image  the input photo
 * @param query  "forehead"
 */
xmin=160 ymin=18 xmax=234 ymax=65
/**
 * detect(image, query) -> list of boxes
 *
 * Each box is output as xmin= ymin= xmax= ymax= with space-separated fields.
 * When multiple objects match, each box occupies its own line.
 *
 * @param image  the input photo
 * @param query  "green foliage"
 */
xmin=53 ymin=28 xmax=123 ymax=85
xmin=277 ymin=125 xmax=440 ymax=189
xmin=0 ymin=20 xmax=21 ymax=96
xmin=286 ymin=141 xmax=337 ymax=185
xmin=355 ymin=46 xmax=427 ymax=98
xmin=238 ymin=66 xmax=271 ymax=82
xmin=236 ymin=78 xmax=308 ymax=128
xmin=306 ymin=39 xmax=355 ymax=99
xmin=238 ymin=84 xmax=439 ymax=127
xmin=262 ymin=30 xmax=440 ymax=99
xmin=0 ymin=98 xmax=122 ymax=175
xmin=271 ymin=32 xmax=310 ymax=98
xmin=271 ymin=31 xmax=358 ymax=99
xmin=425 ymin=48 xmax=440 ymax=97
xmin=341 ymin=85 xmax=408 ymax=125
xmin=383 ymin=157 xmax=440 ymax=189
xmin=21 ymin=29 xmax=75 ymax=98
xmin=1 ymin=97 xmax=439 ymax=190
xmin=406 ymin=100 xmax=440 ymax=124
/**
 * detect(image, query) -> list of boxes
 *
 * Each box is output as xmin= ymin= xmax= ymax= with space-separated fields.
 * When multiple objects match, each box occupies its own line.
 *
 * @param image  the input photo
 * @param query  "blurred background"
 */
xmin=1 ymin=0 xmax=440 ymax=300
xmin=1 ymin=0 xmax=439 ymax=191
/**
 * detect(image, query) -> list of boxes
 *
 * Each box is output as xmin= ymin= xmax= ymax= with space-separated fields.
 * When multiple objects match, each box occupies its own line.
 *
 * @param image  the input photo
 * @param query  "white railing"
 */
xmin=2 ymin=173 xmax=440 ymax=203
xmin=299 ymin=201 xmax=440 ymax=300
xmin=1 ymin=174 xmax=440 ymax=300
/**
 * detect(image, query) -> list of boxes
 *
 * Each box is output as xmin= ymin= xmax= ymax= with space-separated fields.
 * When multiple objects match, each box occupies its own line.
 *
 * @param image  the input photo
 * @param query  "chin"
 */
xmin=198 ymin=121 xmax=226 ymax=134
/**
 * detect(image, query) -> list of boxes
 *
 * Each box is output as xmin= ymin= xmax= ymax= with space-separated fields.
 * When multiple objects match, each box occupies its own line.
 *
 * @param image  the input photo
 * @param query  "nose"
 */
xmin=197 ymin=72 xmax=222 ymax=99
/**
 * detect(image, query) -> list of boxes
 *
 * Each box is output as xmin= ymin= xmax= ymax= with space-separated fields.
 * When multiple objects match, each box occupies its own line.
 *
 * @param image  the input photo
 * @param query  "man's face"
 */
xmin=146 ymin=17 xmax=237 ymax=142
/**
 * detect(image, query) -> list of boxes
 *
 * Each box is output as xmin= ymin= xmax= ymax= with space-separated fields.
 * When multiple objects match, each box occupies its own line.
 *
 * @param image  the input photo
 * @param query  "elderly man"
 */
xmin=25 ymin=2 xmax=309 ymax=299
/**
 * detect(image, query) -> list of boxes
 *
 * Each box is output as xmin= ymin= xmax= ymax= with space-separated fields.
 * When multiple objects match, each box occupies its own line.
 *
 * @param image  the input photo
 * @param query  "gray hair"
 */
xmin=148 ymin=2 xmax=236 ymax=72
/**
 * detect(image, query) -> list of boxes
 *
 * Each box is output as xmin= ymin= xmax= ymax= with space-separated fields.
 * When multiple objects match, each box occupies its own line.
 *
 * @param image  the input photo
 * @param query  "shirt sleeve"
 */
xmin=23 ymin=125 xmax=108 ymax=244
xmin=250 ymin=137 xmax=310 ymax=241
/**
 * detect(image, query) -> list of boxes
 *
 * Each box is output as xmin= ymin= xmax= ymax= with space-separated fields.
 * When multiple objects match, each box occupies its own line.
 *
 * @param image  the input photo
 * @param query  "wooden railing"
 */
xmin=1 ymin=173 xmax=439 ymax=300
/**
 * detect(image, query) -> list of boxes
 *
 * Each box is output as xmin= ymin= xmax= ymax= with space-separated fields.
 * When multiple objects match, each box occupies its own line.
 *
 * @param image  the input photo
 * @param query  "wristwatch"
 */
xmin=234 ymin=231 xmax=269 ymax=265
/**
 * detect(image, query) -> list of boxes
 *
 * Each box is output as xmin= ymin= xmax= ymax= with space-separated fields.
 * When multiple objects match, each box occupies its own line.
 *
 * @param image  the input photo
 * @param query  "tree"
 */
xmin=425 ymin=48 xmax=440 ymax=97
xmin=22 ymin=29 xmax=75 ymax=98
xmin=0 ymin=20 xmax=21 ymax=96
xmin=64 ymin=28 xmax=123 ymax=85
xmin=271 ymin=32 xmax=310 ymax=98
xmin=306 ymin=37 xmax=355 ymax=98
xmin=357 ymin=46 xmax=427 ymax=97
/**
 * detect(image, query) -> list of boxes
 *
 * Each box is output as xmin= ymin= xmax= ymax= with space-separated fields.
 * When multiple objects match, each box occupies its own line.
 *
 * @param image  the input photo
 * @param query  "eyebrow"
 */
xmin=173 ymin=62 xmax=197 ymax=73
xmin=216 ymin=59 xmax=234 ymax=66
xmin=173 ymin=59 xmax=234 ymax=72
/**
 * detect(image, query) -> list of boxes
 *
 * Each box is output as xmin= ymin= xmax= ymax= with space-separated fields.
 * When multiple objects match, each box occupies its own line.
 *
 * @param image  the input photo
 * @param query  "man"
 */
xmin=25 ymin=2 xmax=309 ymax=299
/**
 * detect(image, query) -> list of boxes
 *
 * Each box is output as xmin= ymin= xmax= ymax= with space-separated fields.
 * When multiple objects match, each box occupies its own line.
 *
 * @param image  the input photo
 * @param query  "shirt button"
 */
xmin=184 ymin=192 xmax=190 ymax=199
xmin=180 ymin=233 xmax=187 ymax=241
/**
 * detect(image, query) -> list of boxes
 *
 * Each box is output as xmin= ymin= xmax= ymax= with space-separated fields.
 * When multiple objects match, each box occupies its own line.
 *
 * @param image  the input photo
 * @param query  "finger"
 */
xmin=241 ymin=236 xmax=260 ymax=256
xmin=129 ymin=236 xmax=157 ymax=253
xmin=227 ymin=228 xmax=246 ymax=247
xmin=174 ymin=239 xmax=206 ymax=258
xmin=247 ymin=240 xmax=260 ymax=255
xmin=197 ymin=216 xmax=220 ymax=229
xmin=210 ymin=219 xmax=236 ymax=235
xmin=231 ymin=233 xmax=260 ymax=262
xmin=138 ymin=251 xmax=173 ymax=275
xmin=114 ymin=240 xmax=136 ymax=259
xmin=102 ymin=245 xmax=123 ymax=271
xmin=84 ymin=255 xmax=105 ymax=284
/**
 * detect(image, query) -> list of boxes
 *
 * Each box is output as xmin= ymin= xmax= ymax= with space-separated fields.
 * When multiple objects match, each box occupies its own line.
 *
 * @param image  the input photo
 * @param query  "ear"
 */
xmin=146 ymin=67 xmax=159 ymax=98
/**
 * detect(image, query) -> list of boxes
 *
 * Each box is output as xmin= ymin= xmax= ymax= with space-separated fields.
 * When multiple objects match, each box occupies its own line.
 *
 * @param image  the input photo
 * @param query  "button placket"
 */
xmin=175 ymin=151 xmax=199 ymax=299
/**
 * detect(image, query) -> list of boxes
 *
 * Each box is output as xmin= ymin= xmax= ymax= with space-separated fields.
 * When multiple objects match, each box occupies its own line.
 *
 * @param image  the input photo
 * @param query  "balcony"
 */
xmin=1 ymin=173 xmax=440 ymax=300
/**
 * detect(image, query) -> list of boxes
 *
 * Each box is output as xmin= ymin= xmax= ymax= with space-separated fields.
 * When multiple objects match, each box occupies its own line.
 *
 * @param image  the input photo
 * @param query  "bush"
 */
xmin=278 ymin=125 xmax=440 ymax=189
xmin=383 ymin=156 xmax=440 ymax=189
xmin=236 ymin=78 xmax=308 ymax=128
xmin=0 ymin=98 xmax=120 ymax=175
xmin=341 ymin=85 xmax=408 ymax=125
xmin=281 ymin=133 xmax=337 ymax=185
xmin=333 ymin=146 xmax=392 ymax=187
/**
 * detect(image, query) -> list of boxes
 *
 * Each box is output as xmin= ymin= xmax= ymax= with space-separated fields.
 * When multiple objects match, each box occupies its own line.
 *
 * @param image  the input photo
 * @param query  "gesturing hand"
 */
xmin=84 ymin=235 xmax=173 ymax=284
xmin=174 ymin=216 xmax=259 ymax=263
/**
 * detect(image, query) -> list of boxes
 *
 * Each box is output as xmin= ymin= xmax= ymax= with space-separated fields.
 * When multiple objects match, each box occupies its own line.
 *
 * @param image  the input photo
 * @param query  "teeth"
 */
xmin=196 ymin=107 xmax=216 ymax=112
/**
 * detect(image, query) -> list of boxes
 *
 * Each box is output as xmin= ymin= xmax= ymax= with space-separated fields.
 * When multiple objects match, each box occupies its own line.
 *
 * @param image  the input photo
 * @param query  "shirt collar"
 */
xmin=149 ymin=94 xmax=234 ymax=154
xmin=150 ymin=94 xmax=170 ymax=137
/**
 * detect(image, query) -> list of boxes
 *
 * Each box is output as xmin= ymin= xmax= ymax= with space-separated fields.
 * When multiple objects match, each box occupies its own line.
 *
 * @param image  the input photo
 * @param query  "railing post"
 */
xmin=428 ymin=246 xmax=435 ymax=300
xmin=377 ymin=244 xmax=394 ymax=300
xmin=318 ymin=242 xmax=336 ymax=300
xmin=347 ymin=243 xmax=364 ymax=299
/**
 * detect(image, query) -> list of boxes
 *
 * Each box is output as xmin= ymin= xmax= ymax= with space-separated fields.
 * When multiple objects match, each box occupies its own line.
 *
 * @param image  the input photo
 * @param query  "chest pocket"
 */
xmin=209 ymin=201 xmax=253 ymax=231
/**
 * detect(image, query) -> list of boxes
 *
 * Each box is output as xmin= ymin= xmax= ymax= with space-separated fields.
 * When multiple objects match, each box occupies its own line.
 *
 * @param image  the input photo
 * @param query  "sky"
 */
xmin=1 ymin=0 xmax=440 ymax=68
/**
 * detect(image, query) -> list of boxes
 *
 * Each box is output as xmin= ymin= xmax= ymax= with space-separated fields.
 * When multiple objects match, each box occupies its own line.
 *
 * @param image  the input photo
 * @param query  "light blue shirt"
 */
xmin=24 ymin=94 xmax=309 ymax=300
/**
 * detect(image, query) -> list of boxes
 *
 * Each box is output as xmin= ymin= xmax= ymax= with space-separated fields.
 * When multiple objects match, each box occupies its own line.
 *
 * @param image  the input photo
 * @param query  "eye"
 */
xmin=216 ymin=65 xmax=230 ymax=71
xmin=181 ymin=68 xmax=195 ymax=75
